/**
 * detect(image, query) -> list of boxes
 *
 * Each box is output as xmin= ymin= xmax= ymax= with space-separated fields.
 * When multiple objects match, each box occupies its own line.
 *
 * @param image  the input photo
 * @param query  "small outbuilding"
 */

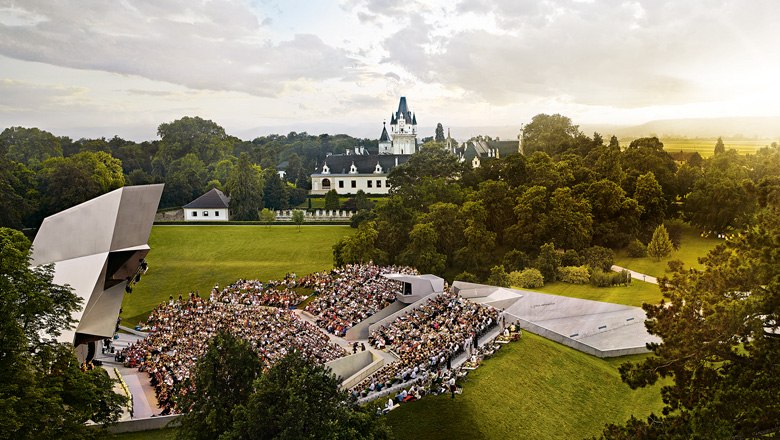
xmin=183 ymin=188 xmax=230 ymax=221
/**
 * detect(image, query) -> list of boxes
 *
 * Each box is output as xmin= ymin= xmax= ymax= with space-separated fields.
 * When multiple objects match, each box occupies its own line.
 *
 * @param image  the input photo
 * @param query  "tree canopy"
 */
xmin=0 ymin=228 xmax=125 ymax=440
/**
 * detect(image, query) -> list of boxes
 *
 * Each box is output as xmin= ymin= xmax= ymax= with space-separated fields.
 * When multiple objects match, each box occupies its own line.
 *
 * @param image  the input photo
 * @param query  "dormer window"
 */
xmin=322 ymin=163 xmax=330 ymax=174
xmin=374 ymin=163 xmax=383 ymax=174
xmin=349 ymin=162 xmax=358 ymax=174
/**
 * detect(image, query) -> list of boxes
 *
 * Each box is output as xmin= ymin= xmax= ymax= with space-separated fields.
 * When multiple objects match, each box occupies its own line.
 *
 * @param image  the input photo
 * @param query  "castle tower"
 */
xmin=378 ymin=121 xmax=392 ymax=154
xmin=388 ymin=97 xmax=417 ymax=155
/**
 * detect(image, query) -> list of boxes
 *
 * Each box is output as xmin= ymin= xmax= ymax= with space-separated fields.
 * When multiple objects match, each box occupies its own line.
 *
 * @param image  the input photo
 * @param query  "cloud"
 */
xmin=369 ymin=0 xmax=780 ymax=108
xmin=0 ymin=79 xmax=87 ymax=111
xmin=0 ymin=0 xmax=358 ymax=96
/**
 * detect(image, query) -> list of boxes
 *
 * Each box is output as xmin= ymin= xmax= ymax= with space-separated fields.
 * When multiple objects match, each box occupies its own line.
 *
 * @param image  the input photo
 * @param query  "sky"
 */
xmin=0 ymin=0 xmax=779 ymax=141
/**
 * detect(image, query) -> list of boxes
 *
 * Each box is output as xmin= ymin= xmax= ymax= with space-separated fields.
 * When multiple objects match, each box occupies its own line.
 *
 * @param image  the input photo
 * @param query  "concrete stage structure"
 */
xmin=31 ymin=184 xmax=164 ymax=357
xmin=452 ymin=281 xmax=661 ymax=358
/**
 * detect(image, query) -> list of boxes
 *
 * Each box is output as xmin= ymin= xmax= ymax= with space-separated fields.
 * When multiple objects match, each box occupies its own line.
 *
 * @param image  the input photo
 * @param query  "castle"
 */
xmin=309 ymin=97 xmax=418 ymax=195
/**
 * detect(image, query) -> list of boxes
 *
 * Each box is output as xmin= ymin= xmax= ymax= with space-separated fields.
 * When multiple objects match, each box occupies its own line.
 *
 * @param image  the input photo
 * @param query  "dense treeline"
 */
xmin=0 ymin=117 xmax=372 ymax=229
xmin=336 ymin=114 xmax=780 ymax=282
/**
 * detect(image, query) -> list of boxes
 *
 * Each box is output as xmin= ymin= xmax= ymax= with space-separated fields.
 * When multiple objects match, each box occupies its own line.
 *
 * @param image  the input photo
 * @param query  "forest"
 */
xmin=0 ymin=116 xmax=372 ymax=229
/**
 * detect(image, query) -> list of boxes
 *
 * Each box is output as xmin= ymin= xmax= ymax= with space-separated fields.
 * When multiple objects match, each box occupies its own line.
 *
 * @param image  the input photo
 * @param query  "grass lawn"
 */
xmin=385 ymin=332 xmax=665 ymax=440
xmin=120 ymin=225 xmax=353 ymax=325
xmin=115 ymin=429 xmax=177 ymax=440
xmin=532 ymin=280 xmax=662 ymax=307
xmin=614 ymin=224 xmax=720 ymax=279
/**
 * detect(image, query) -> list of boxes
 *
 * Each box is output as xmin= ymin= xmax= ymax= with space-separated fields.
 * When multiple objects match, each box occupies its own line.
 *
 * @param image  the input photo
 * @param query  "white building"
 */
xmin=311 ymin=97 xmax=418 ymax=195
xmin=310 ymin=154 xmax=411 ymax=195
xmin=183 ymin=188 xmax=230 ymax=221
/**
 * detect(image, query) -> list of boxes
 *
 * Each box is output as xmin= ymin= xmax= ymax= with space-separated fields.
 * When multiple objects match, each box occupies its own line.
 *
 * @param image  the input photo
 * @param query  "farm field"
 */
xmin=384 ymin=332 xmax=665 ymax=440
xmin=614 ymin=225 xmax=720 ymax=279
xmin=620 ymin=137 xmax=777 ymax=157
xmin=120 ymin=225 xmax=353 ymax=326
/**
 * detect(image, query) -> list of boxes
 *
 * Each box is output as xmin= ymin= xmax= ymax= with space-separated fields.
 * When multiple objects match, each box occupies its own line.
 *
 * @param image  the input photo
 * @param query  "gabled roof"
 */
xmin=183 ymin=188 xmax=230 ymax=209
xmin=315 ymin=154 xmax=411 ymax=175
xmin=488 ymin=140 xmax=521 ymax=158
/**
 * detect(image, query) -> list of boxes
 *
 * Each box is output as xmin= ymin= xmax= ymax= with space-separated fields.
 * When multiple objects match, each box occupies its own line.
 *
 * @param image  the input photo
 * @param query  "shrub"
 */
xmin=627 ymin=239 xmax=647 ymax=258
xmin=509 ymin=268 xmax=545 ymax=289
xmin=561 ymin=249 xmax=582 ymax=267
xmin=535 ymin=242 xmax=560 ymax=282
xmin=557 ymin=266 xmax=590 ymax=284
xmin=589 ymin=269 xmax=631 ymax=287
xmin=502 ymin=249 xmax=530 ymax=272
xmin=666 ymin=259 xmax=685 ymax=273
xmin=487 ymin=265 xmax=510 ymax=287
xmin=582 ymin=245 xmax=615 ymax=272
xmin=455 ymin=271 xmax=478 ymax=283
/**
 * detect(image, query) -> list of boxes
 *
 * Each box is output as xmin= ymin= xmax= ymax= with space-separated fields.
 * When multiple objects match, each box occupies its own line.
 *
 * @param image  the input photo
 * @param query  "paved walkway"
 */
xmin=96 ymin=332 xmax=161 ymax=419
xmin=611 ymin=265 xmax=657 ymax=284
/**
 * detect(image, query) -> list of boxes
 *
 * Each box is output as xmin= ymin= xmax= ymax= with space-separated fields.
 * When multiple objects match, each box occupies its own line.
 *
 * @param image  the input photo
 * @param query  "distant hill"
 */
xmin=582 ymin=116 xmax=780 ymax=140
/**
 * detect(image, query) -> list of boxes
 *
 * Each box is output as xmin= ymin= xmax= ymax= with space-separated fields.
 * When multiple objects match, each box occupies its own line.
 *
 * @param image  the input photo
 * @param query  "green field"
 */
xmin=384 ymin=333 xmax=665 ymax=440
xmin=533 ymin=280 xmax=661 ymax=307
xmin=618 ymin=137 xmax=777 ymax=158
xmin=614 ymin=226 xmax=720 ymax=279
xmin=120 ymin=225 xmax=353 ymax=325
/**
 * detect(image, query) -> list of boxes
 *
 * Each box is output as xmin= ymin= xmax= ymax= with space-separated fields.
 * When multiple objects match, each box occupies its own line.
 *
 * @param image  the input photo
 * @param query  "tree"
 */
xmin=333 ymin=221 xmax=388 ymax=266
xmin=155 ymin=116 xmax=233 ymax=168
xmin=0 ymin=228 xmax=125 ymax=439
xmin=714 ymin=136 xmax=726 ymax=155
xmin=0 ymin=157 xmax=36 ymax=229
xmin=0 ymin=126 xmax=63 ymax=167
xmin=633 ymin=171 xmax=666 ymax=240
xmin=260 ymin=208 xmax=276 ymax=227
xmin=228 ymin=350 xmax=391 ymax=440
xmin=509 ymin=268 xmax=544 ymax=289
xmin=419 ymin=202 xmax=464 ymax=263
xmin=292 ymin=209 xmax=305 ymax=230
xmin=603 ymin=205 xmax=780 ymax=439
xmin=581 ymin=245 xmax=615 ymax=272
xmin=324 ymin=189 xmax=340 ymax=210
xmin=535 ymin=242 xmax=561 ymax=282
xmin=544 ymin=187 xmax=593 ymax=250
xmin=398 ymin=222 xmax=446 ymax=274
xmin=263 ymin=170 xmax=289 ymax=210
xmin=646 ymin=224 xmax=673 ymax=261
xmin=176 ymin=331 xmax=262 ymax=440
xmin=227 ymin=153 xmax=264 ymax=221
xmin=37 ymin=150 xmax=125 ymax=219
xmin=454 ymin=201 xmax=497 ymax=273
xmin=522 ymin=113 xmax=581 ymax=156
xmin=487 ymin=265 xmax=510 ymax=287
xmin=435 ymin=123 xmax=445 ymax=142
xmin=161 ymin=153 xmax=208 ymax=208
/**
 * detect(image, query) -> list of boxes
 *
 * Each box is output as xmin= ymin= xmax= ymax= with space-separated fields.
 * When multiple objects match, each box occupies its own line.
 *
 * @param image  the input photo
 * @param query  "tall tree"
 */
xmin=176 ymin=331 xmax=262 ymax=440
xmin=333 ymin=221 xmax=388 ymax=266
xmin=535 ymin=242 xmax=561 ymax=282
xmin=633 ymin=171 xmax=666 ymax=240
xmin=162 ymin=153 xmax=208 ymax=208
xmin=604 ymin=205 xmax=780 ymax=439
xmin=398 ymin=222 xmax=446 ymax=274
xmin=228 ymin=350 xmax=391 ymax=440
xmin=646 ymin=224 xmax=673 ymax=261
xmin=544 ymin=187 xmax=593 ymax=251
xmin=522 ymin=114 xmax=581 ymax=156
xmin=324 ymin=189 xmax=340 ymax=210
xmin=713 ymin=136 xmax=726 ymax=155
xmin=37 ymin=150 xmax=125 ymax=219
xmin=263 ymin=170 xmax=289 ymax=210
xmin=0 ymin=228 xmax=125 ymax=440
xmin=226 ymin=153 xmax=264 ymax=221
xmin=435 ymin=123 xmax=445 ymax=142
xmin=155 ymin=116 xmax=233 ymax=170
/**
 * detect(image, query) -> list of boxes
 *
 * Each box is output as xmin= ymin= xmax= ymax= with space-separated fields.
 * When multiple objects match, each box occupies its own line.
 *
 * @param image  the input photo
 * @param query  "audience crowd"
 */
xmin=118 ymin=294 xmax=345 ymax=414
xmin=354 ymin=291 xmax=499 ymax=398
xmin=118 ymin=263 xmax=504 ymax=415
xmin=303 ymin=263 xmax=417 ymax=337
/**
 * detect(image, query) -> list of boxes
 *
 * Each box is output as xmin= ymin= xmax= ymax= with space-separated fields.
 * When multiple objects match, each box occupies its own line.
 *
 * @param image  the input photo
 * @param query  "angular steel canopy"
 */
xmin=31 ymin=184 xmax=164 ymax=347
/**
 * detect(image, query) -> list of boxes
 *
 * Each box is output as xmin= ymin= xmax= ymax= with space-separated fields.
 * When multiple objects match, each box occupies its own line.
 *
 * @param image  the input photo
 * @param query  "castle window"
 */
xmin=376 ymin=180 xmax=382 ymax=188
xmin=192 ymin=211 xmax=197 ymax=217
xmin=351 ymin=180 xmax=357 ymax=188
xmin=338 ymin=180 xmax=344 ymax=188
xmin=322 ymin=178 xmax=331 ymax=189
xmin=367 ymin=180 xmax=373 ymax=188
xmin=203 ymin=211 xmax=209 ymax=217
